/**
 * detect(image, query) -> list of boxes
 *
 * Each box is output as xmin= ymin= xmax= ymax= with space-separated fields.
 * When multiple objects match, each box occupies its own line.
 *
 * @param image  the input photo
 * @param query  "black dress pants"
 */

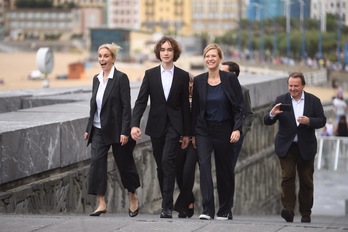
xmin=151 ymin=123 xmax=180 ymax=210
xmin=196 ymin=121 xmax=235 ymax=218
xmin=88 ymin=127 xmax=140 ymax=195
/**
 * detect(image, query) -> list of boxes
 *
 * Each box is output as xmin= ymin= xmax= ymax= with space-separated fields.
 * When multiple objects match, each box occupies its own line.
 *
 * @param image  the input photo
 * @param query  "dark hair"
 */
xmin=221 ymin=61 xmax=240 ymax=77
xmin=154 ymin=36 xmax=182 ymax=62
xmin=288 ymin=72 xmax=306 ymax=85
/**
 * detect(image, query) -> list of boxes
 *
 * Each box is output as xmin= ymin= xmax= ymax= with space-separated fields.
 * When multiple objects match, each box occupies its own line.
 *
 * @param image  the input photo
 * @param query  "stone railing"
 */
xmin=0 ymin=73 xmax=294 ymax=215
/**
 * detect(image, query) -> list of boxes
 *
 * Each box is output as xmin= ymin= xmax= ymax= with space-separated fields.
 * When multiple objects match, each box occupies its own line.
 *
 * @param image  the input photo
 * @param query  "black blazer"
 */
xmin=131 ymin=65 xmax=190 ymax=138
xmin=85 ymin=67 xmax=131 ymax=146
xmin=191 ymin=70 xmax=244 ymax=136
xmin=264 ymin=91 xmax=326 ymax=160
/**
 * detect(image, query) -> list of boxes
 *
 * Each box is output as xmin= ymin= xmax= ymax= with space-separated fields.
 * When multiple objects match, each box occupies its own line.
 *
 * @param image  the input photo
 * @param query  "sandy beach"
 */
xmin=0 ymin=51 xmax=343 ymax=104
xmin=0 ymin=51 xmax=155 ymax=91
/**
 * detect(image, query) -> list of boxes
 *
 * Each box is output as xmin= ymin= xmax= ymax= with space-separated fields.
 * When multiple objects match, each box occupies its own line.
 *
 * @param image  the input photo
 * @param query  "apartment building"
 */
xmin=191 ymin=0 xmax=245 ymax=36
xmin=140 ymin=0 xmax=192 ymax=36
xmin=311 ymin=0 xmax=348 ymax=30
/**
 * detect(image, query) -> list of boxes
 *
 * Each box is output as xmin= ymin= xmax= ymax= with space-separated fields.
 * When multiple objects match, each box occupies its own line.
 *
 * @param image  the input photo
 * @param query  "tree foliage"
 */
xmin=215 ymin=16 xmax=348 ymax=62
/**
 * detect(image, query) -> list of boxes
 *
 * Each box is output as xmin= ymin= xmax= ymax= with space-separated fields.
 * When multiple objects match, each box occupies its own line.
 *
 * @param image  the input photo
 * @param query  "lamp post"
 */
xmin=337 ymin=0 xmax=342 ymax=64
xmin=237 ymin=0 xmax=242 ymax=57
xmin=284 ymin=0 xmax=291 ymax=59
xmin=251 ymin=2 xmax=263 ymax=61
xmin=318 ymin=0 xmax=322 ymax=60
xmin=299 ymin=0 xmax=306 ymax=60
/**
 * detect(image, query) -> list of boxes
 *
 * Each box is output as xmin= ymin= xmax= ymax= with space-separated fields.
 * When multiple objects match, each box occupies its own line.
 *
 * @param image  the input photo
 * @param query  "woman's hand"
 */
xmin=120 ymin=135 xmax=129 ymax=146
xmin=230 ymin=130 xmax=240 ymax=143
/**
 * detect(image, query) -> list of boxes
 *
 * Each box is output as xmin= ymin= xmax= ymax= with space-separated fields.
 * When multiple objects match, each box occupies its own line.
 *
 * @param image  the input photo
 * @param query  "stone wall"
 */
xmin=0 ymin=73 xmax=302 ymax=215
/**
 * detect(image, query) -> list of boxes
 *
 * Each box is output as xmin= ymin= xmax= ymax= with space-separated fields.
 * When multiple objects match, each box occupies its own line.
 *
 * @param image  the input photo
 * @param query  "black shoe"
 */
xmin=301 ymin=215 xmax=311 ymax=223
xmin=281 ymin=208 xmax=294 ymax=222
xmin=178 ymin=212 xmax=187 ymax=218
xmin=89 ymin=208 xmax=107 ymax=216
xmin=186 ymin=208 xmax=194 ymax=218
xmin=216 ymin=213 xmax=229 ymax=220
xmin=160 ymin=208 xmax=172 ymax=218
xmin=129 ymin=208 xmax=139 ymax=217
xmin=228 ymin=210 xmax=233 ymax=220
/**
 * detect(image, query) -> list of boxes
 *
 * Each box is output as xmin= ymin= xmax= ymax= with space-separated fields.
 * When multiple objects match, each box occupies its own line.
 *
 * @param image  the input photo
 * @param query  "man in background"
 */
xmin=221 ymin=61 xmax=254 ymax=220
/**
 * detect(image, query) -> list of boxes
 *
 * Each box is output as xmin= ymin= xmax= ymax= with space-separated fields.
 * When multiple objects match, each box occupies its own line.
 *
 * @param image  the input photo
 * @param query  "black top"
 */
xmin=205 ymin=83 xmax=232 ymax=122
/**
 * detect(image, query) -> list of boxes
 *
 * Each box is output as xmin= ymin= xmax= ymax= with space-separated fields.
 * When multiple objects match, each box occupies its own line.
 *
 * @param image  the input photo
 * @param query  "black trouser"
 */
xmin=151 ymin=122 xmax=181 ymax=211
xmin=88 ymin=127 xmax=140 ymax=195
xmin=196 ymin=121 xmax=235 ymax=218
xmin=174 ymin=142 xmax=198 ymax=213
xmin=225 ymin=136 xmax=244 ymax=211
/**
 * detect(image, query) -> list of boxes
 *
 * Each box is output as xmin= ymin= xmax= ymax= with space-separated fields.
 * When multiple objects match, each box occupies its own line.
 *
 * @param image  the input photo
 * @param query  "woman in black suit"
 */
xmin=84 ymin=43 xmax=140 ymax=217
xmin=191 ymin=43 xmax=244 ymax=220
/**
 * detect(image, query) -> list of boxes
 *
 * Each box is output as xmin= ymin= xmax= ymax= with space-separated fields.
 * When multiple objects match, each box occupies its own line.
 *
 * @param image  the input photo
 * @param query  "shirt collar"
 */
xmin=160 ymin=64 xmax=174 ymax=74
xmin=291 ymin=91 xmax=305 ymax=101
xmin=97 ymin=67 xmax=115 ymax=82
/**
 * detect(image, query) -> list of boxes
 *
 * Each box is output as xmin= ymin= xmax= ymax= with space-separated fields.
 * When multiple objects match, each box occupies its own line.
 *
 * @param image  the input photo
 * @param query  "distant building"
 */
xmin=311 ymin=0 xmax=348 ymax=30
xmin=140 ymin=0 xmax=192 ymax=36
xmin=106 ymin=0 xmax=140 ymax=30
xmin=90 ymin=28 xmax=153 ymax=62
xmin=191 ymin=0 xmax=245 ymax=36
xmin=247 ymin=0 xmax=310 ymax=21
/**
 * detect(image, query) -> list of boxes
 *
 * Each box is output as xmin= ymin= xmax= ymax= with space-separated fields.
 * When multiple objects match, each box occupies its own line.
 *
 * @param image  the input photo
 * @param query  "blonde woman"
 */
xmin=191 ymin=43 xmax=244 ymax=220
xmin=84 ymin=43 xmax=140 ymax=217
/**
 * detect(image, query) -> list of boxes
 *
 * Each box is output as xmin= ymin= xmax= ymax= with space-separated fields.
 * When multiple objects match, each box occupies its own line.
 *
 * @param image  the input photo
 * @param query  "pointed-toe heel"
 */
xmin=89 ymin=208 xmax=107 ymax=216
xmin=129 ymin=208 xmax=139 ymax=217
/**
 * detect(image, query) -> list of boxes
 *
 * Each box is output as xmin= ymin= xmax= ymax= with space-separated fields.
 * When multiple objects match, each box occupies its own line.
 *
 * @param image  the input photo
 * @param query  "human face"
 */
xmin=220 ymin=64 xmax=229 ymax=72
xmin=160 ymin=41 xmax=174 ymax=65
xmin=204 ymin=49 xmax=221 ymax=70
xmin=288 ymin=76 xmax=304 ymax=100
xmin=98 ymin=48 xmax=115 ymax=72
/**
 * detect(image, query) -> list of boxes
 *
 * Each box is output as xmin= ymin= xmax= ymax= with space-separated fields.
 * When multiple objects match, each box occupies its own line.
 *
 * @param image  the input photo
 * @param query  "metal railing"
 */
xmin=316 ymin=136 xmax=348 ymax=171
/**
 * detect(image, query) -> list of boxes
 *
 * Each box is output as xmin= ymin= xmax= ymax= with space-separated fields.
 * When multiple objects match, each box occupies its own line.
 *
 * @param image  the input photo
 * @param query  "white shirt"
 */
xmin=93 ymin=67 xmax=115 ymax=128
xmin=161 ymin=65 xmax=174 ymax=101
xmin=291 ymin=91 xmax=305 ymax=141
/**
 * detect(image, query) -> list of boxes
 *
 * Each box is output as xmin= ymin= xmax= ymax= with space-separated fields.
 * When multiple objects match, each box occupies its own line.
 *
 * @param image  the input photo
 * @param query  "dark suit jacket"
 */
xmin=85 ymin=67 xmax=131 ymax=146
xmin=191 ymin=70 xmax=244 ymax=136
xmin=131 ymin=65 xmax=190 ymax=138
xmin=264 ymin=91 xmax=326 ymax=160
xmin=241 ymin=85 xmax=254 ymax=137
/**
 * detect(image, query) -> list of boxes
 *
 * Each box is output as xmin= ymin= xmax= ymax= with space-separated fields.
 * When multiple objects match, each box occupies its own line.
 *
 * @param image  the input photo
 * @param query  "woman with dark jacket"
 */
xmin=84 ymin=43 xmax=140 ymax=217
xmin=191 ymin=43 xmax=244 ymax=220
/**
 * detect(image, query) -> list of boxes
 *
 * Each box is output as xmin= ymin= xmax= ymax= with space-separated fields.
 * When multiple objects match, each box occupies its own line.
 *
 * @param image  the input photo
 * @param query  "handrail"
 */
xmin=316 ymin=136 xmax=348 ymax=171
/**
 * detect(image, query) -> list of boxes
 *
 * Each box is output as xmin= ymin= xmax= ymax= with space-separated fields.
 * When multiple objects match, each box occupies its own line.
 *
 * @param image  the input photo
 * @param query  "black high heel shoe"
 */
xmin=187 ymin=207 xmax=194 ymax=218
xmin=129 ymin=208 xmax=139 ymax=217
xmin=89 ymin=208 xmax=107 ymax=216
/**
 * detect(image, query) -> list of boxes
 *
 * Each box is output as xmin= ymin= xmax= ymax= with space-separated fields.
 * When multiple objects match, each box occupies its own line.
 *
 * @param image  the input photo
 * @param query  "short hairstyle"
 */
xmin=154 ymin=36 xmax=182 ymax=62
xmin=98 ymin=43 xmax=121 ymax=60
xmin=203 ymin=43 xmax=224 ymax=60
xmin=221 ymin=61 xmax=240 ymax=77
xmin=288 ymin=72 xmax=306 ymax=86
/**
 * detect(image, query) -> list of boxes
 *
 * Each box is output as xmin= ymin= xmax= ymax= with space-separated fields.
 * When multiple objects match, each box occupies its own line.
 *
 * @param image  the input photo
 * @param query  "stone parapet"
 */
xmin=0 ymin=73 xmax=293 ymax=215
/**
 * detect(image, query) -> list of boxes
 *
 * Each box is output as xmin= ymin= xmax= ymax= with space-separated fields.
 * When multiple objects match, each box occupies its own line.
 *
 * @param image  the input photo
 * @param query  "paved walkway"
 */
xmin=1 ymin=170 xmax=347 ymax=232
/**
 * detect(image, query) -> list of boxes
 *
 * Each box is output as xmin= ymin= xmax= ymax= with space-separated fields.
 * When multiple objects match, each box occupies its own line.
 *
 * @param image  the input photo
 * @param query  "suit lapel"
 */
xmin=167 ymin=66 xmax=178 ymax=101
xmin=302 ymin=92 xmax=310 ymax=116
xmin=102 ymin=68 xmax=117 ymax=109
xmin=200 ymin=73 xmax=208 ymax=109
xmin=156 ymin=65 xmax=168 ymax=102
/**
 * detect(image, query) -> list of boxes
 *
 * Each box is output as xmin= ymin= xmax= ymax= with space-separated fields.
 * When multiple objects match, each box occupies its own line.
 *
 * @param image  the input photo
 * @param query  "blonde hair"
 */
xmin=203 ymin=43 xmax=224 ymax=60
xmin=98 ymin=43 xmax=121 ymax=60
